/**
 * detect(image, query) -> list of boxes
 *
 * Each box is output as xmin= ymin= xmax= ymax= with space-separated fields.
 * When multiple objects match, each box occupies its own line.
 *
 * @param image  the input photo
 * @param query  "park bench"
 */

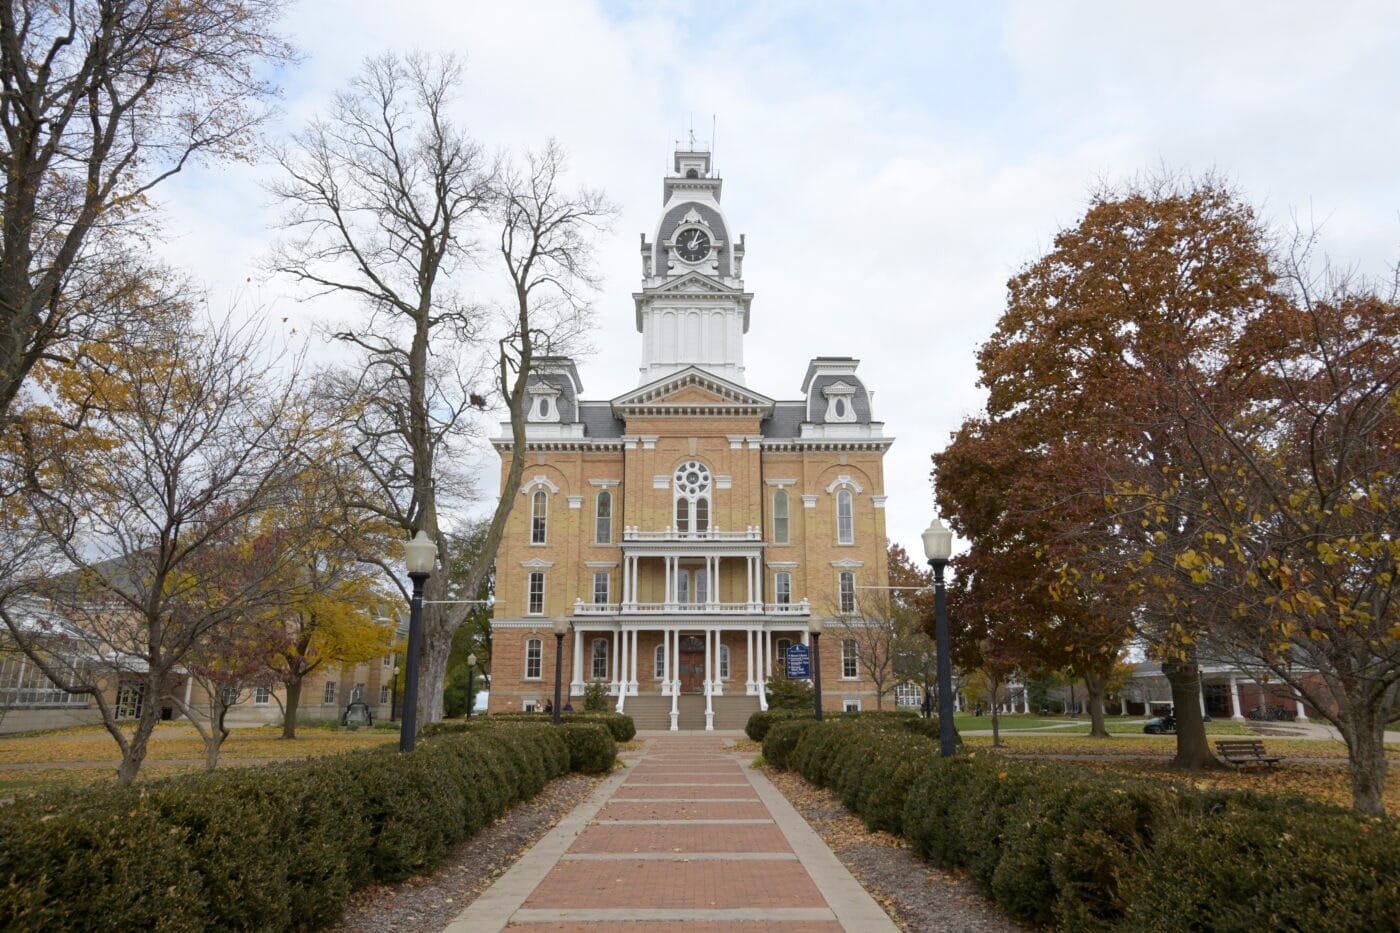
xmin=1215 ymin=739 xmax=1281 ymax=771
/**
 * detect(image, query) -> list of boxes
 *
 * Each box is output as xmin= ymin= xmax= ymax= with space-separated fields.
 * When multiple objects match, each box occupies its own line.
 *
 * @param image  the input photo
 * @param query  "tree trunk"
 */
xmin=416 ymin=603 xmax=453 ymax=724
xmin=1335 ymin=701 xmax=1390 ymax=817
xmin=282 ymin=678 xmax=302 ymax=739
xmin=990 ymin=677 xmax=1003 ymax=747
xmin=1084 ymin=670 xmax=1110 ymax=739
xmin=1162 ymin=657 xmax=1218 ymax=770
xmin=115 ymin=687 xmax=162 ymax=786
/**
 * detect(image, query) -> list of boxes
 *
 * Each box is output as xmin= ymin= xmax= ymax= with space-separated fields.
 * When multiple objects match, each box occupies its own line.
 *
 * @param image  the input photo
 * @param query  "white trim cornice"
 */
xmin=589 ymin=479 xmax=621 ymax=487
xmin=584 ymin=561 xmax=619 ymax=568
xmin=521 ymin=559 xmax=555 ymax=569
xmin=825 ymin=474 xmax=865 ymax=494
xmin=764 ymin=479 xmax=796 ymax=487
xmin=831 ymin=559 xmax=864 ymax=568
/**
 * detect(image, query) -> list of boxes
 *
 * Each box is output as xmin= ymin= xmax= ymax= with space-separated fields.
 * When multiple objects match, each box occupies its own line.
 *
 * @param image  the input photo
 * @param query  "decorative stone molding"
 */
xmin=716 ymin=475 xmax=733 ymax=489
xmin=766 ymin=561 xmax=799 ymax=569
xmin=520 ymin=559 xmax=555 ymax=569
xmin=527 ymin=382 xmax=562 ymax=423
xmin=653 ymin=475 xmax=671 ymax=489
xmin=589 ymin=479 xmax=621 ymax=487
xmin=831 ymin=558 xmax=864 ymax=568
xmin=640 ymin=436 xmax=658 ymax=450
xmin=567 ymin=496 xmax=584 ymax=509
xmin=821 ymin=381 xmax=859 ymax=423
xmin=727 ymin=435 xmax=746 ymax=449
xmin=801 ymin=495 xmax=818 ymax=508
xmin=872 ymin=496 xmax=887 ymax=509
xmin=825 ymin=474 xmax=865 ymax=494
xmin=764 ymin=478 xmax=797 ymax=487
xmin=584 ymin=561 xmax=618 ymax=569
xmin=520 ymin=475 xmax=560 ymax=495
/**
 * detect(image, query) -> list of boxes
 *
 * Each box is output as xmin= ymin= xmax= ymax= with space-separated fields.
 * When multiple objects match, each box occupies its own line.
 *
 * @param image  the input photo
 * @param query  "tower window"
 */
xmin=528 ymin=572 xmax=545 ymax=615
xmin=839 ymin=571 xmax=857 ymax=613
xmin=595 ymin=490 xmax=612 ymax=544
xmin=686 ymin=168 xmax=699 ymax=178
xmin=773 ymin=489 xmax=789 ymax=544
xmin=836 ymin=489 xmax=854 ymax=544
xmin=673 ymin=460 xmax=712 ymax=534
xmin=531 ymin=490 xmax=548 ymax=544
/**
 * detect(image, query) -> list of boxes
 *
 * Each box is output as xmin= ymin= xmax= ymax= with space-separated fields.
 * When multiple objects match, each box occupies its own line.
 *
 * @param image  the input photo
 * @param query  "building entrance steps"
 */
xmin=616 ymin=693 xmax=760 ymax=731
xmin=443 ymin=736 xmax=897 ymax=931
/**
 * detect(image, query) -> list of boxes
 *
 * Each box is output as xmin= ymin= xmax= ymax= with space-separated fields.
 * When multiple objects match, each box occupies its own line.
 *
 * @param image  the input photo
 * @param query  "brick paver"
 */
xmin=447 ymin=736 xmax=897 ymax=932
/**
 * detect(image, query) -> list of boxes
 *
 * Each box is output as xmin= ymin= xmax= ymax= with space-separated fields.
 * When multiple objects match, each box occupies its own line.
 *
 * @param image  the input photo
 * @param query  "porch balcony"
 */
xmin=573 ymin=598 xmax=810 ymax=617
xmin=622 ymin=525 xmax=763 ymax=543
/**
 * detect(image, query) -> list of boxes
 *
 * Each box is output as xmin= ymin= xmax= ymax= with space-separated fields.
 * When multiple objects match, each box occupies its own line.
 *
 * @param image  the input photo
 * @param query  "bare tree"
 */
xmin=1 ymin=314 xmax=311 ymax=784
xmin=0 ymin=0 xmax=294 ymax=423
xmin=829 ymin=592 xmax=903 ymax=710
xmin=267 ymin=53 xmax=612 ymax=724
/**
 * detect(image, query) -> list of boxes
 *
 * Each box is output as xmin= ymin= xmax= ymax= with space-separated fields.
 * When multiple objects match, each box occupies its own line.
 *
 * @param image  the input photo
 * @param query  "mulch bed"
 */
xmin=334 ymin=772 xmax=602 ymax=931
xmin=765 ymin=768 xmax=1024 ymax=932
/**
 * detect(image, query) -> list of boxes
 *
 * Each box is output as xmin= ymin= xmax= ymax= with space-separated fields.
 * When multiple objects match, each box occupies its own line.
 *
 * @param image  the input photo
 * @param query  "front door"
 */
xmin=678 ymin=634 xmax=705 ymax=694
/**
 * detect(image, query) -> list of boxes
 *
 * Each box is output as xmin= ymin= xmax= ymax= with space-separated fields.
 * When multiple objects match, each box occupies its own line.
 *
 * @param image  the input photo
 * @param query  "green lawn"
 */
xmin=951 ymin=713 xmax=1255 ymax=736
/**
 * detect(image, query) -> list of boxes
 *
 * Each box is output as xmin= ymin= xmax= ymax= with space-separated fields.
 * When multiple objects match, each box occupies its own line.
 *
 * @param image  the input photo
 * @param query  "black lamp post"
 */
xmin=400 ymin=530 xmax=436 ymax=753
xmin=922 ymin=517 xmax=956 ymax=758
xmin=465 ymin=652 xmax=477 ymax=718
xmin=809 ymin=617 xmax=824 ymax=721
xmin=551 ymin=615 xmax=568 ymax=725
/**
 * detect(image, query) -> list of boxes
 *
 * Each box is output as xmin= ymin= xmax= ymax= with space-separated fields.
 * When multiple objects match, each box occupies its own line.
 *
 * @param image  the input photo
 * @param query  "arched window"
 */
xmin=595 ymin=490 xmax=612 ymax=544
xmin=836 ymin=488 xmax=854 ymax=544
xmin=842 ymin=639 xmax=859 ymax=678
xmin=531 ymin=490 xmax=548 ymax=544
xmin=654 ymin=643 xmax=667 ymax=680
xmin=525 ymin=638 xmax=543 ymax=679
xmin=838 ymin=571 xmax=856 ymax=614
xmin=719 ymin=644 xmax=731 ymax=679
xmin=773 ymin=489 xmax=789 ymax=544
xmin=591 ymin=638 xmax=609 ymax=680
xmin=775 ymin=572 xmax=792 ymax=605
xmin=673 ymin=460 xmax=712 ymax=534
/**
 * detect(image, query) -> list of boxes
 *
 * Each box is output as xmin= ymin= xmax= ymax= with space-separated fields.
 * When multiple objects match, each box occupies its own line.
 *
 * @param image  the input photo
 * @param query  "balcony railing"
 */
xmin=574 ymin=598 xmax=810 ymax=616
xmin=622 ymin=525 xmax=763 ymax=542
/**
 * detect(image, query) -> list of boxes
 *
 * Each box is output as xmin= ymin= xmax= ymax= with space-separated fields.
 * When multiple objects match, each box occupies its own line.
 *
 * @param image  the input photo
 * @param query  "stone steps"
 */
xmin=621 ymin=693 xmax=760 ymax=731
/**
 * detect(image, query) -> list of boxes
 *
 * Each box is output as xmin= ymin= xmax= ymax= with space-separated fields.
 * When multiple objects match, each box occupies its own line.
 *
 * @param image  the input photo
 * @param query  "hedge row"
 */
xmin=0 ymin=721 xmax=613 ymax=931
xmin=424 ymin=711 xmax=636 ymax=743
xmin=764 ymin=719 xmax=1400 ymax=931
xmin=745 ymin=706 xmax=935 ymax=742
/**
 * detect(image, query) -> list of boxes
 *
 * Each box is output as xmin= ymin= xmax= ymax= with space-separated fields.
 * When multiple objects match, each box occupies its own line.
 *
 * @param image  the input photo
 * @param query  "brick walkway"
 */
xmin=444 ymin=736 xmax=896 ymax=932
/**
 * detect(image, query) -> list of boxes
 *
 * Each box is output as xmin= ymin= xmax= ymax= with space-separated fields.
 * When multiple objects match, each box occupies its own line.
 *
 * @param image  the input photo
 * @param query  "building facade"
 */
xmin=488 ymin=149 xmax=892 ymax=730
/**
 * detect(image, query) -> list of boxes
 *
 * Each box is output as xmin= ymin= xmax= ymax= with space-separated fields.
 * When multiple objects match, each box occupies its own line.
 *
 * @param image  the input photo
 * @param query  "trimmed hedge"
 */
xmin=765 ymin=719 xmax=1400 ymax=930
xmin=0 ymin=721 xmax=610 ymax=931
xmin=560 ymin=722 xmax=617 ymax=773
xmin=424 ymin=711 xmax=636 ymax=743
xmin=746 ymin=707 xmax=935 ymax=742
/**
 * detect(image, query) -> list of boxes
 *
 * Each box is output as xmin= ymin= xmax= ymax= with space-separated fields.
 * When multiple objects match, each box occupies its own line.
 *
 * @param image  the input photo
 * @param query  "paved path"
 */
xmin=444 ymin=736 xmax=897 ymax=932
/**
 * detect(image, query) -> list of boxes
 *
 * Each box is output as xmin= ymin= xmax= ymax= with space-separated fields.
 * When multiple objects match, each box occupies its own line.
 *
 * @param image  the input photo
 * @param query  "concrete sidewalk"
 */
xmin=443 ymin=736 xmax=896 ymax=932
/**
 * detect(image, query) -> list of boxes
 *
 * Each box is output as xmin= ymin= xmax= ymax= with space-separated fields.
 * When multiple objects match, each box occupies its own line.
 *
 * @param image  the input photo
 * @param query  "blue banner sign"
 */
xmin=785 ymin=643 xmax=811 ymax=679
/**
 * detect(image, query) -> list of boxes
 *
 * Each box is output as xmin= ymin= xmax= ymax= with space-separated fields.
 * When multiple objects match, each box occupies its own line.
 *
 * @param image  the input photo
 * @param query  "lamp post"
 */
xmin=466 ymin=652 xmax=477 ymax=719
xmin=922 ymin=516 xmax=957 ymax=758
xmin=552 ymin=616 xmax=569 ymax=725
xmin=808 ymin=617 xmax=824 ymax=721
xmin=400 ymin=530 xmax=436 ymax=753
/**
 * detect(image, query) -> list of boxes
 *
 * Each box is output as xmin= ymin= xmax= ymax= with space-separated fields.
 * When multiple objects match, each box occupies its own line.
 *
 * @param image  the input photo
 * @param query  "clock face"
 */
xmin=675 ymin=228 xmax=711 ymax=262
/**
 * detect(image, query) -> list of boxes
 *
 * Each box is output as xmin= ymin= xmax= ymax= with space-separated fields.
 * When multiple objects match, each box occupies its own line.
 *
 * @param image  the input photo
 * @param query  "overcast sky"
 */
xmin=155 ymin=1 xmax=1400 ymax=557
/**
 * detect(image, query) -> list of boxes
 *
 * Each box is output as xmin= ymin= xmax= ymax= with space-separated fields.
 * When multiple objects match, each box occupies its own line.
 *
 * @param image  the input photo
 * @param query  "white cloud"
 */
xmin=151 ymin=1 xmax=1400 ymax=557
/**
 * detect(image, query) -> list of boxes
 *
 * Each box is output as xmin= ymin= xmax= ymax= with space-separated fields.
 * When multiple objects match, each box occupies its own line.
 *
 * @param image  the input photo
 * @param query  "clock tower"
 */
xmin=635 ymin=148 xmax=753 ymax=384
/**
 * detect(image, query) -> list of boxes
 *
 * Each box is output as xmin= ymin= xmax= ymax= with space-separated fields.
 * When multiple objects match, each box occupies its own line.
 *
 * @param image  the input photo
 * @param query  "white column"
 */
xmin=1021 ymin=686 xmax=1030 ymax=714
xmin=629 ymin=628 xmax=639 ymax=695
xmin=744 ymin=557 xmax=753 ymax=607
xmin=571 ymin=628 xmax=584 ymax=696
xmin=183 ymin=676 xmax=193 ymax=708
xmin=745 ymin=628 xmax=755 ymax=694
xmin=1229 ymin=675 xmax=1245 ymax=721
xmin=669 ymin=628 xmax=680 ymax=730
xmin=712 ymin=628 xmax=724 ymax=696
xmin=610 ymin=629 xmax=620 ymax=694
xmin=757 ymin=629 xmax=769 ymax=710
xmin=800 ymin=629 xmax=809 ymax=647
xmin=1199 ymin=679 xmax=1209 ymax=717
xmin=662 ymin=557 xmax=672 ymax=606
xmin=1295 ymin=691 xmax=1309 ymax=721
xmin=621 ymin=557 xmax=631 ymax=609
xmin=704 ymin=627 xmax=715 ymax=730
xmin=631 ymin=556 xmax=639 ymax=604
xmin=615 ymin=630 xmax=628 ymax=713
xmin=711 ymin=556 xmax=720 ymax=607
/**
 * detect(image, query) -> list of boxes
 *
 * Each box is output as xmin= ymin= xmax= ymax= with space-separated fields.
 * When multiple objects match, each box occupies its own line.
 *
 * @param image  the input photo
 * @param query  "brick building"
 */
xmin=488 ymin=148 xmax=892 ymax=730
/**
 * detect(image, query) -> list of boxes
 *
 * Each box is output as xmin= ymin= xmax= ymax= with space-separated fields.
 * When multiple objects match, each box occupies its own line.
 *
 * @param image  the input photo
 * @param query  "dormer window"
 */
xmin=822 ymin=381 xmax=858 ymax=423
xmin=528 ymin=383 xmax=562 ymax=423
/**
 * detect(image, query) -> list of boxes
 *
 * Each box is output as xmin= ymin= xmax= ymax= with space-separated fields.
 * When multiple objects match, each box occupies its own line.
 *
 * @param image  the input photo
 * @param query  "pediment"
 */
xmin=611 ymin=366 xmax=775 ymax=411
xmin=650 ymin=271 xmax=730 ymax=295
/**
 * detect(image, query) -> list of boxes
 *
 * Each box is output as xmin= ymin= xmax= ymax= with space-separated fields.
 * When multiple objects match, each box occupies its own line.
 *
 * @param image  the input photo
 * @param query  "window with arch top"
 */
xmin=773 ymin=489 xmax=789 ymax=544
xmin=595 ymin=490 xmax=612 ymax=544
xmin=836 ymin=488 xmax=854 ymax=544
xmin=531 ymin=490 xmax=548 ymax=544
xmin=673 ymin=460 xmax=712 ymax=534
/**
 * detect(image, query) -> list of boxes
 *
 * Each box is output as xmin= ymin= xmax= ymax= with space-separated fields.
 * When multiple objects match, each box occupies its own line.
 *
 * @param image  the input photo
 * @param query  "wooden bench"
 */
xmin=1215 ymin=739 xmax=1281 ymax=770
